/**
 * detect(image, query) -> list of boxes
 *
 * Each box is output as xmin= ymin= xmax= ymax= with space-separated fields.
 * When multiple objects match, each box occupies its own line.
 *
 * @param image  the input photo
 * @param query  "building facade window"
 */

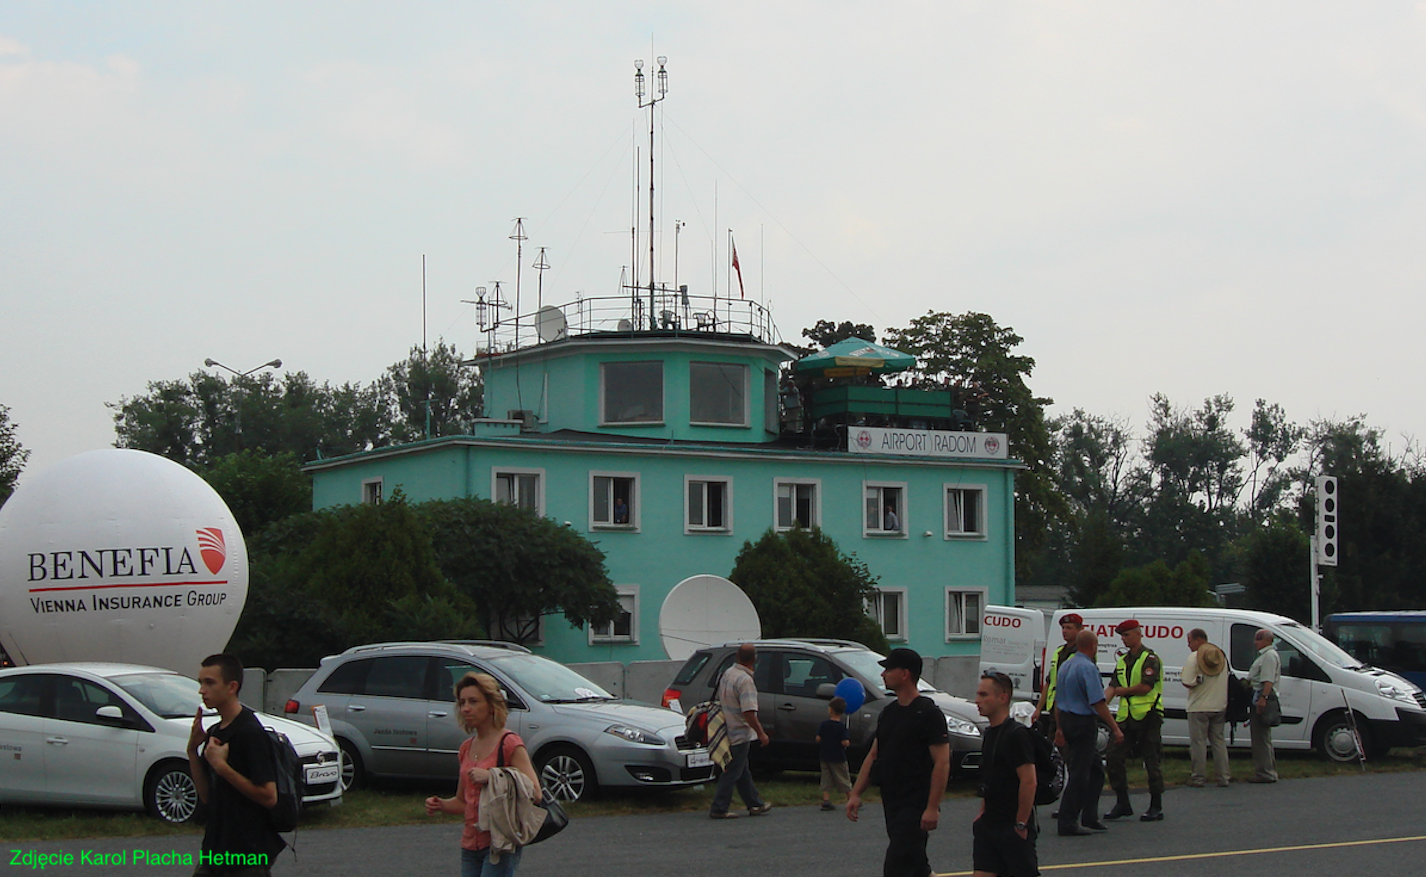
xmin=945 ymin=588 xmax=985 ymax=640
xmin=689 ymin=362 xmax=748 ymax=426
xmin=591 ymin=472 xmax=639 ymax=529
xmin=764 ymin=369 xmax=779 ymax=435
xmin=774 ymin=479 xmax=820 ymax=530
xmin=869 ymin=588 xmax=907 ymax=642
xmin=492 ymin=613 xmax=545 ymax=646
xmin=686 ymin=477 xmax=733 ymax=533
xmin=361 ymin=478 xmax=383 ymax=505
xmin=863 ymin=482 xmax=907 ymax=536
xmin=944 ymin=485 xmax=987 ymax=538
xmin=493 ymin=468 xmax=544 ymax=515
xmin=590 ymin=587 xmax=638 ymax=644
xmin=601 ymin=361 xmax=663 ymax=424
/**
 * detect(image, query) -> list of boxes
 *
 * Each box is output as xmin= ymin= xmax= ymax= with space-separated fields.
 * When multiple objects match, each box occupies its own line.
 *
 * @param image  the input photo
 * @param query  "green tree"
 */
xmin=800 ymin=320 xmax=876 ymax=352
xmin=419 ymin=497 xmax=619 ymax=644
xmin=1093 ymin=553 xmax=1216 ymax=609
xmin=0 ymin=404 xmax=30 ymax=507
xmin=882 ymin=311 xmax=1064 ymax=574
xmin=729 ymin=527 xmax=889 ymax=652
xmin=1241 ymin=513 xmax=1313 ymax=621
xmin=382 ymin=340 xmax=485 ymax=442
xmin=200 ymin=450 xmax=312 ymax=539
xmin=1243 ymin=399 xmax=1304 ymax=523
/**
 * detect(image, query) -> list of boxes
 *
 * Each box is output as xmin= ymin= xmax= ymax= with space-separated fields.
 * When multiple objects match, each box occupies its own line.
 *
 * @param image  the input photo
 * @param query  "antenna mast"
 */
xmin=635 ymin=55 xmax=668 ymax=329
xmin=510 ymin=218 xmax=527 ymax=347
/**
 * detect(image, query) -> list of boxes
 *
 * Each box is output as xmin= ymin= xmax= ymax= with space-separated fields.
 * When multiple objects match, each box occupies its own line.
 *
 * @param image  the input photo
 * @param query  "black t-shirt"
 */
xmin=978 ymin=720 xmax=1034 ymax=824
xmin=818 ymin=718 xmax=848 ymax=764
xmin=201 ymin=706 xmax=285 ymax=862
xmin=873 ymin=695 xmax=950 ymax=797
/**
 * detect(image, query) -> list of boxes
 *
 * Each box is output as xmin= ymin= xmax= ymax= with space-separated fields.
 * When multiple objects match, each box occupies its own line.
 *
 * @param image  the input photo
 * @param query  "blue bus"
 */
xmin=1324 ymin=611 xmax=1426 ymax=689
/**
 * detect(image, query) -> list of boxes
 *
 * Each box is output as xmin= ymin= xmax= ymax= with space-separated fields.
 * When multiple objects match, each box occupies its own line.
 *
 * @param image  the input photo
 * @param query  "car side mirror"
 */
xmin=815 ymin=683 xmax=837 ymax=699
xmin=95 ymin=705 xmax=132 ymax=726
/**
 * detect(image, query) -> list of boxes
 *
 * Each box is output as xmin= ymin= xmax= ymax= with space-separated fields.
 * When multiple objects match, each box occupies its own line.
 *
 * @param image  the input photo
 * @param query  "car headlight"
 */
xmin=946 ymin=716 xmax=981 ymax=737
xmin=604 ymin=724 xmax=666 ymax=745
xmin=1376 ymin=678 xmax=1418 ymax=705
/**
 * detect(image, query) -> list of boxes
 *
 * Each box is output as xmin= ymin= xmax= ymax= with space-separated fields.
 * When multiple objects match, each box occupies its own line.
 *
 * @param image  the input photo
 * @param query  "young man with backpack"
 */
xmin=188 ymin=653 xmax=285 ymax=876
xmin=972 ymin=671 xmax=1039 ymax=877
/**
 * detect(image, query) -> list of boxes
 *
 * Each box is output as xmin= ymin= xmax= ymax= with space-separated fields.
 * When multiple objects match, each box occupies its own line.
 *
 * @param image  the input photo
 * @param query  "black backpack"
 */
xmin=986 ymin=723 xmax=1064 ymax=807
xmin=265 ymin=728 xmax=303 ymax=833
xmin=1225 ymin=674 xmax=1253 ymax=725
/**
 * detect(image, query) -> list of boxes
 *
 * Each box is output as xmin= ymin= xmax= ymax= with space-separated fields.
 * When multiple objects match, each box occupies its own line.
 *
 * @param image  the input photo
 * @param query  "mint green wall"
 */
xmin=307 ymin=438 xmax=1017 ymax=667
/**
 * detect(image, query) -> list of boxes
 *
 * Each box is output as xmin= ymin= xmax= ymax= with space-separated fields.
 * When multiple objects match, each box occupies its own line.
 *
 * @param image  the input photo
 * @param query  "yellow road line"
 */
xmin=933 ymin=833 xmax=1426 ymax=876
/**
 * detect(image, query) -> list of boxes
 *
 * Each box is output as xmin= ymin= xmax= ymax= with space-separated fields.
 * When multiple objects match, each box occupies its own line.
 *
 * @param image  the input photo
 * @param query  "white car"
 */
xmin=0 ymin=663 xmax=342 ymax=824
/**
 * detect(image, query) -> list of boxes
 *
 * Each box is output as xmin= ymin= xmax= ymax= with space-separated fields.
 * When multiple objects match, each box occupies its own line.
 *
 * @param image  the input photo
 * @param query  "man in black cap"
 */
xmin=847 ymin=648 xmax=950 ymax=877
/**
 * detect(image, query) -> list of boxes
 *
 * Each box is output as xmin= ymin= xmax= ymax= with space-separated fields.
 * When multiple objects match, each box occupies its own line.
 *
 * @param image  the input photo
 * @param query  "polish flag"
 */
xmin=731 ymin=236 xmax=746 ymax=299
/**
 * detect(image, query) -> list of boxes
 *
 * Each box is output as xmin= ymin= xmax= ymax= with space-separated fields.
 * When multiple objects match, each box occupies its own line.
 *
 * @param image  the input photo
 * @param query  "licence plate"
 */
xmin=686 ymin=750 xmax=712 ymax=768
xmin=306 ymin=763 xmax=341 ymax=785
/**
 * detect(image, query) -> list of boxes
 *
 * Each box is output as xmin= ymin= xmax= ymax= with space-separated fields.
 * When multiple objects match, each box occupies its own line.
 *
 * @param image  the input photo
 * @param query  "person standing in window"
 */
xmin=613 ymin=496 xmax=629 ymax=524
xmin=884 ymin=504 xmax=900 ymax=532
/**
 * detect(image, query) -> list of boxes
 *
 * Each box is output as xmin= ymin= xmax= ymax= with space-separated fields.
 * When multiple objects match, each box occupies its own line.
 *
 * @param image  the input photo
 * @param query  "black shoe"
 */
xmin=1058 ymin=825 xmax=1094 ymax=836
xmin=1081 ymin=820 xmax=1109 ymax=831
xmin=1140 ymin=806 xmax=1164 ymax=822
xmin=1050 ymin=810 xmax=1060 ymax=819
xmin=1104 ymin=801 xmax=1134 ymax=820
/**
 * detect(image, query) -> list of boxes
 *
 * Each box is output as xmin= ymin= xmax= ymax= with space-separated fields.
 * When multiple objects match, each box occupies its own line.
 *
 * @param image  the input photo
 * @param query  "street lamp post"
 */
xmin=203 ymin=357 xmax=282 ymax=448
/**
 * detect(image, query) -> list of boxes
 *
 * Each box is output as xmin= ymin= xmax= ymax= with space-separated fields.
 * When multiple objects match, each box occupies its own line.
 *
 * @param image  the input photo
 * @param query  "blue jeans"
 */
xmin=710 ymin=740 xmax=764 ymax=814
xmin=461 ymin=846 xmax=522 ymax=877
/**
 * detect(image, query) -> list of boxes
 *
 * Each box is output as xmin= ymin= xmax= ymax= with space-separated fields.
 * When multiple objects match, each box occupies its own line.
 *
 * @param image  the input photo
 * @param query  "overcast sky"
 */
xmin=5 ymin=2 xmax=1425 ymax=482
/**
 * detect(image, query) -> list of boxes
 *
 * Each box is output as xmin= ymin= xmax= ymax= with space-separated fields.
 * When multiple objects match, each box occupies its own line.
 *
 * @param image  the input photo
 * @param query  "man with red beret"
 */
xmin=1103 ymin=619 xmax=1166 ymax=822
xmin=1032 ymin=613 xmax=1084 ymax=743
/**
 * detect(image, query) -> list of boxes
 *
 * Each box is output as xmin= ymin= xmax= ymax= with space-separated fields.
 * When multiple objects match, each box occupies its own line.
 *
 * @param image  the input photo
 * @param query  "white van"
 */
xmin=1049 ymin=607 xmax=1426 ymax=761
xmin=979 ymin=605 xmax=1049 ymax=702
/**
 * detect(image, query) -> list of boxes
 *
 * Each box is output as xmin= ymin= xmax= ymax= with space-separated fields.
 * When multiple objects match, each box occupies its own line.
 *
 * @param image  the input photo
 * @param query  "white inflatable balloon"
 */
xmin=0 ymin=449 xmax=249 ymax=672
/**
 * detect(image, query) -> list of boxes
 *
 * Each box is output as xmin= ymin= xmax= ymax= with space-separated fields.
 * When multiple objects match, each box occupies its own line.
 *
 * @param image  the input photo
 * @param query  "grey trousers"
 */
xmin=1249 ymin=708 xmax=1277 ymax=781
xmin=1188 ymin=710 xmax=1230 ymax=783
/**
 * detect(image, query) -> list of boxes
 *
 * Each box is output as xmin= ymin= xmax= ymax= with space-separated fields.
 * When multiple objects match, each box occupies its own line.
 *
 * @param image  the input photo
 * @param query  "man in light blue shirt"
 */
xmin=1248 ymin=629 xmax=1282 ymax=783
xmin=1053 ymin=630 xmax=1124 ymax=836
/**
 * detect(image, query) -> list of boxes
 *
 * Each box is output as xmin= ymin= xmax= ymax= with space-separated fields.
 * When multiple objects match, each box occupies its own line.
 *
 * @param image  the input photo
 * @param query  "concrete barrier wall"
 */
xmin=624 ymin=660 xmax=683 ymax=705
xmin=565 ymin=662 xmax=625 ymax=699
xmin=929 ymin=655 xmax=980 ymax=699
xmin=267 ymin=668 xmax=318 ymax=715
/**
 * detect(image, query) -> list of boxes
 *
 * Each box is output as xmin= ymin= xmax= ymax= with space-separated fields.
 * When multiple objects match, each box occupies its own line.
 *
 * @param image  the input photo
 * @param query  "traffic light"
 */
xmin=1316 ymin=475 xmax=1338 ymax=567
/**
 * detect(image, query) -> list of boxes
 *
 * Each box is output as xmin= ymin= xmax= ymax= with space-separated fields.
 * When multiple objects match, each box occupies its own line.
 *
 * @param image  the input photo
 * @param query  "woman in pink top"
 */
xmin=425 ymin=672 xmax=542 ymax=877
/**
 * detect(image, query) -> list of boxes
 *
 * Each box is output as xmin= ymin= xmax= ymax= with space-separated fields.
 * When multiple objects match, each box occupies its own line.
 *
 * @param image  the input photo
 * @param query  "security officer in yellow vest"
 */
xmin=1102 ymin=618 xmax=1166 ymax=822
xmin=1031 ymin=612 xmax=1084 ymax=740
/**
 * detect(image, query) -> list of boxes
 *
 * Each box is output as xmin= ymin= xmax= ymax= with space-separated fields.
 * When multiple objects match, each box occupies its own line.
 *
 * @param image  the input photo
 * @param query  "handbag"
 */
xmin=496 ymin=732 xmax=569 ymax=844
xmin=1259 ymin=692 xmax=1282 ymax=728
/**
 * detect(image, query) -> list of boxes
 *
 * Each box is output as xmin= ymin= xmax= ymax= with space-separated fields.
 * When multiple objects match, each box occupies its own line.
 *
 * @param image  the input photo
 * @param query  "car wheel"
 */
xmin=338 ymin=739 xmax=365 ymax=792
xmin=1314 ymin=710 xmax=1369 ymax=763
xmin=145 ymin=760 xmax=199 ymax=824
xmin=536 ymin=745 xmax=596 ymax=803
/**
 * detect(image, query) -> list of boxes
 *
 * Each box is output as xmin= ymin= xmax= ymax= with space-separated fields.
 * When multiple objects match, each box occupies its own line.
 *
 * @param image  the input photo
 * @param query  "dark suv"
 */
xmin=661 ymin=639 xmax=985 ymax=774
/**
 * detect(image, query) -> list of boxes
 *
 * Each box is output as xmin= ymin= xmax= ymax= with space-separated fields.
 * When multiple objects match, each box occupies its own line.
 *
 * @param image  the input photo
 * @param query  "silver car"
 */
xmin=283 ymin=641 xmax=713 ymax=801
xmin=0 ymin=663 xmax=342 ymax=824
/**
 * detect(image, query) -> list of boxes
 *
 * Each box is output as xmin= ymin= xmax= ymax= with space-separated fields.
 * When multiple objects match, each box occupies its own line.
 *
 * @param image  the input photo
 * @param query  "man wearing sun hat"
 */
xmin=1181 ymin=628 xmax=1230 ymax=788
xmin=1103 ymin=619 xmax=1166 ymax=822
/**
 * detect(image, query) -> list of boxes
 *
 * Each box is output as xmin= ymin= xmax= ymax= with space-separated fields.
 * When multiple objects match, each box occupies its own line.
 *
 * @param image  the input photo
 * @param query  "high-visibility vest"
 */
xmin=1114 ymin=648 xmax=1164 ymax=721
xmin=1044 ymin=642 xmax=1077 ymax=710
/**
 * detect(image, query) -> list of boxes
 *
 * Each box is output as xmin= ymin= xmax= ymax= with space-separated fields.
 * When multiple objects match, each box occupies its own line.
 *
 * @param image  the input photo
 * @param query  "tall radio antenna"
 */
xmin=635 ymin=55 xmax=668 ymax=329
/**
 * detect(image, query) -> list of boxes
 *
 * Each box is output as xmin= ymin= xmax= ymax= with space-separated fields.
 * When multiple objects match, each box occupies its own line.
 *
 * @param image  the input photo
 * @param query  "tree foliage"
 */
xmin=0 ymin=404 xmax=29 ymax=507
xmin=1241 ymin=512 xmax=1313 ymax=621
xmin=200 ymin=450 xmax=312 ymax=539
xmin=800 ymin=320 xmax=877 ymax=352
xmin=729 ymin=527 xmax=889 ymax=653
xmin=419 ymin=497 xmax=619 ymax=644
xmin=1093 ymin=553 xmax=1216 ymax=609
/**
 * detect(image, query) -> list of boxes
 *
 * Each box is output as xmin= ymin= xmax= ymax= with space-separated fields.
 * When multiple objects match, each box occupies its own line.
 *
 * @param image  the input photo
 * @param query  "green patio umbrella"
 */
xmin=793 ymin=338 xmax=917 ymax=378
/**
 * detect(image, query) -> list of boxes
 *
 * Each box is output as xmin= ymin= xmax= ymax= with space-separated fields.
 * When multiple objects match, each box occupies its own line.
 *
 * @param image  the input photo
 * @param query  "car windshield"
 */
xmin=833 ymin=649 xmax=939 ymax=694
xmin=111 ymin=672 xmax=206 ymax=719
xmin=1281 ymin=623 xmax=1368 ymax=670
xmin=487 ymin=654 xmax=615 ymax=703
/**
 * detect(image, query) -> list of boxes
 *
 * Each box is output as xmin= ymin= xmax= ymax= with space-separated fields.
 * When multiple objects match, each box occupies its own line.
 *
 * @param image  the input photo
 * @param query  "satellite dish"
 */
xmin=658 ymin=575 xmax=761 ymax=661
xmin=536 ymin=306 xmax=567 ymax=342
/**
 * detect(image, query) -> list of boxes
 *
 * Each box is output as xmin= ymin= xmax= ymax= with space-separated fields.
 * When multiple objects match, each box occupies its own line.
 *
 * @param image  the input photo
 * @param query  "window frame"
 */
xmin=689 ymin=361 xmax=750 ymax=427
xmin=685 ymin=475 xmax=734 ymax=534
xmin=943 ymin=483 xmax=988 ymax=540
xmin=945 ymin=587 xmax=987 ymax=641
xmin=764 ymin=368 xmax=780 ymax=435
xmin=361 ymin=477 xmax=384 ymax=506
xmin=589 ymin=586 xmax=639 ymax=645
xmin=599 ymin=361 xmax=665 ymax=426
xmin=868 ymin=587 xmax=909 ymax=642
xmin=491 ymin=467 xmax=546 ymax=516
xmin=589 ymin=471 xmax=641 ymax=531
xmin=863 ymin=480 xmax=908 ymax=538
xmin=773 ymin=478 xmax=822 ymax=531
xmin=491 ymin=613 xmax=546 ymax=648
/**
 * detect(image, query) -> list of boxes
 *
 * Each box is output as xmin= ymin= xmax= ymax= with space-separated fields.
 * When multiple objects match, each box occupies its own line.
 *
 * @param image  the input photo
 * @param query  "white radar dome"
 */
xmin=0 ymin=448 xmax=249 ymax=672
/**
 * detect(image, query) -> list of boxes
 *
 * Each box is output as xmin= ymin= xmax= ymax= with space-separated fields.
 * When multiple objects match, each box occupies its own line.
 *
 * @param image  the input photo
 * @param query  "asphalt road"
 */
xmin=9 ymin=771 xmax=1425 ymax=876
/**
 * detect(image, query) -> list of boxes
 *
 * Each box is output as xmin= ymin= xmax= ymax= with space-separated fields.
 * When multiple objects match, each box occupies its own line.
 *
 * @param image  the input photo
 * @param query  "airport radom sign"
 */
xmin=849 ymin=427 xmax=1010 ymax=460
xmin=0 ymin=449 xmax=249 ymax=672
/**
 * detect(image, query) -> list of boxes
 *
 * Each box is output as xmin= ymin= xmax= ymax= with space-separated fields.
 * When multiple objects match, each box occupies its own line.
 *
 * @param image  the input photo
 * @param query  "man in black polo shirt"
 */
xmin=846 ymin=648 xmax=951 ymax=877
xmin=973 ymin=671 xmax=1038 ymax=877
xmin=188 ymin=653 xmax=284 ymax=876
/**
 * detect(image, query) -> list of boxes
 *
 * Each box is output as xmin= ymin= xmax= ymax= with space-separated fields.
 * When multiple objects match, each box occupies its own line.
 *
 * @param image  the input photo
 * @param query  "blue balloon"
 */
xmin=834 ymin=677 xmax=866 ymax=713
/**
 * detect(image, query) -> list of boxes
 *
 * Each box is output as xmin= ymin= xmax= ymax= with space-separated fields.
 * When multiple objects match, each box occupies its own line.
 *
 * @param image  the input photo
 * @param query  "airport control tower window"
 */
xmin=690 ymin=362 xmax=748 ymax=426
xmin=601 ymin=361 xmax=664 ymax=424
